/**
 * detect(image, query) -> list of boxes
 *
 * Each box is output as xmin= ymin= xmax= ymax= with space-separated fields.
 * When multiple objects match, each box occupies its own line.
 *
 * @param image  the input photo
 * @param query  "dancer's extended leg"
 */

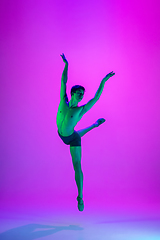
xmin=70 ymin=146 xmax=84 ymax=211
xmin=77 ymin=118 xmax=106 ymax=137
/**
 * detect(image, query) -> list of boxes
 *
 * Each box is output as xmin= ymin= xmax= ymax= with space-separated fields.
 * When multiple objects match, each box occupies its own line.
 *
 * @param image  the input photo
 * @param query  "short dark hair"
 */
xmin=71 ymin=85 xmax=85 ymax=96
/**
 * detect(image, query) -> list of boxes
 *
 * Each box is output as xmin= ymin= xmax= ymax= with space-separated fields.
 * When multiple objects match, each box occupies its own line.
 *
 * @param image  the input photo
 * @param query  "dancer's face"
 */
xmin=74 ymin=89 xmax=84 ymax=102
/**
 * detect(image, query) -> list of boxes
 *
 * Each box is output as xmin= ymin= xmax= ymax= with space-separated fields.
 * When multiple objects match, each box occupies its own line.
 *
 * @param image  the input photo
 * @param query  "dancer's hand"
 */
xmin=103 ymin=71 xmax=115 ymax=82
xmin=60 ymin=53 xmax=68 ymax=64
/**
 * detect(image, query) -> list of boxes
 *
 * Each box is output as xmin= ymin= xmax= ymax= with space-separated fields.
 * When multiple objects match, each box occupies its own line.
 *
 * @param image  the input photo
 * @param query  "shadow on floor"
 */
xmin=0 ymin=223 xmax=84 ymax=240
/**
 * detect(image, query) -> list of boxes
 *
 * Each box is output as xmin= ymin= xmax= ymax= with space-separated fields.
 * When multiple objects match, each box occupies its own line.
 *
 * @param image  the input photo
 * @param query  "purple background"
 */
xmin=0 ymin=0 xmax=160 ymax=211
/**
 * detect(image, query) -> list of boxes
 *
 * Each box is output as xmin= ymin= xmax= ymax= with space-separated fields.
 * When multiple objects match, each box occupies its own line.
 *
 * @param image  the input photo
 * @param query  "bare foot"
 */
xmin=94 ymin=118 xmax=106 ymax=127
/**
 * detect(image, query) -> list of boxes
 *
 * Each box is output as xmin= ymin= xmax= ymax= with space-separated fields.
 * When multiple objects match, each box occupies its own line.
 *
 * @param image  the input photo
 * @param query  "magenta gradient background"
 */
xmin=0 ymin=0 xmax=160 ymax=211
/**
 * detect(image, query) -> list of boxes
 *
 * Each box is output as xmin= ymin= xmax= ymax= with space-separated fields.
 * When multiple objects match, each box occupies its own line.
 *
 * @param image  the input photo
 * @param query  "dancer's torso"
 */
xmin=56 ymin=97 xmax=83 ymax=136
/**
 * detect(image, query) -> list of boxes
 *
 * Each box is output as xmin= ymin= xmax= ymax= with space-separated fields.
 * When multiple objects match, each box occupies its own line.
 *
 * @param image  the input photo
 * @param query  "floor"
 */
xmin=0 ymin=204 xmax=160 ymax=240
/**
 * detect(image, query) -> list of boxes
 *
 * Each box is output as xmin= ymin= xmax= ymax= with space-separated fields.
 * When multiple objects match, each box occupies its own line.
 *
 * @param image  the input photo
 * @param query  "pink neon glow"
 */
xmin=0 ymin=0 xmax=160 ymax=211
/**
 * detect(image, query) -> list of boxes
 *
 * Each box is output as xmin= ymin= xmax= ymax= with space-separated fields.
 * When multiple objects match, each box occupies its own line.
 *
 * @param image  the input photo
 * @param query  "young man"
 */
xmin=56 ymin=53 xmax=115 ymax=211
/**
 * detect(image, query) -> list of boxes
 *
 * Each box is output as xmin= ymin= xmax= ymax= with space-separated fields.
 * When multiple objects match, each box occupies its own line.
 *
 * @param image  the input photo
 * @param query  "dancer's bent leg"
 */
xmin=77 ymin=118 xmax=106 ymax=137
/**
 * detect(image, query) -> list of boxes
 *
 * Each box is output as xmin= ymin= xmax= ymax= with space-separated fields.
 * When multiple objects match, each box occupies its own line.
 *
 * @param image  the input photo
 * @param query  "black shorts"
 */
xmin=58 ymin=131 xmax=81 ymax=147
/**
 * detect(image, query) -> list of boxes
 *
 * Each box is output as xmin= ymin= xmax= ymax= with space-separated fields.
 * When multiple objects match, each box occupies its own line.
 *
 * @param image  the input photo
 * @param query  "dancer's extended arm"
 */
xmin=80 ymin=71 xmax=115 ymax=116
xmin=60 ymin=53 xmax=68 ymax=99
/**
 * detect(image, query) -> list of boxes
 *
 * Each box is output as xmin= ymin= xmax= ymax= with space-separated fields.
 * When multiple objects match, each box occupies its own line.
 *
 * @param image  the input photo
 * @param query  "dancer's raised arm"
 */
xmin=95 ymin=71 xmax=115 ymax=99
xmin=80 ymin=71 xmax=115 ymax=116
xmin=60 ymin=53 xmax=68 ymax=100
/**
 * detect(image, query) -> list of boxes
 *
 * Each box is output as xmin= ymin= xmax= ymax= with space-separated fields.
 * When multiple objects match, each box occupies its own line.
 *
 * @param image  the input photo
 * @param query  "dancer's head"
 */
xmin=71 ymin=85 xmax=85 ymax=102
